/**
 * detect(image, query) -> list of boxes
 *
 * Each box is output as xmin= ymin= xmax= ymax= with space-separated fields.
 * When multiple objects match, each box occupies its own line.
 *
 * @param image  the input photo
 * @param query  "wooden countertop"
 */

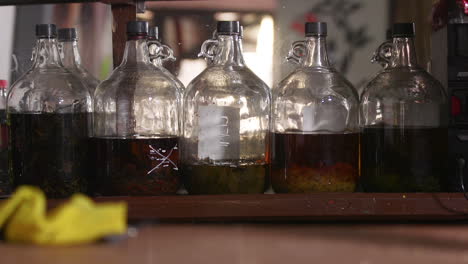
xmin=2 ymin=223 xmax=468 ymax=263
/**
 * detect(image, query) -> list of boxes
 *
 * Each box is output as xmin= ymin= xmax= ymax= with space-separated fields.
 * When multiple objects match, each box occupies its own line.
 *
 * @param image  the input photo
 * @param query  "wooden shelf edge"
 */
xmin=49 ymin=193 xmax=468 ymax=222
xmin=0 ymin=0 xmax=199 ymax=6
xmin=0 ymin=0 xmax=107 ymax=6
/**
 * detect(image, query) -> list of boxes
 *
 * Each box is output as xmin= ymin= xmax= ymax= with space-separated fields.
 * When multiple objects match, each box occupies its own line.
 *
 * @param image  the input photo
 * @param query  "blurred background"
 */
xmin=0 ymin=0 xmax=441 ymax=90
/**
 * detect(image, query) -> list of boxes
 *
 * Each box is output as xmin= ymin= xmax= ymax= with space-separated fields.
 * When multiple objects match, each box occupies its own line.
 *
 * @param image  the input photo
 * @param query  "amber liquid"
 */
xmin=92 ymin=136 xmax=181 ymax=196
xmin=271 ymin=132 xmax=359 ymax=193
xmin=181 ymin=162 xmax=268 ymax=194
xmin=360 ymin=127 xmax=448 ymax=192
xmin=10 ymin=113 xmax=91 ymax=198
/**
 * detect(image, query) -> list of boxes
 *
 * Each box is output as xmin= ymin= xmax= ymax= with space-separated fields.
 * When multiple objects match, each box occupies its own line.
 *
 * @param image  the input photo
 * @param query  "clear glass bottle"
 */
xmin=360 ymin=23 xmax=448 ymax=192
xmin=271 ymin=22 xmax=359 ymax=193
xmin=93 ymin=21 xmax=181 ymax=196
xmin=7 ymin=24 xmax=92 ymax=198
xmin=371 ymin=29 xmax=393 ymax=69
xmin=0 ymin=80 xmax=9 ymax=195
xmin=147 ymin=26 xmax=185 ymax=92
xmin=181 ymin=21 xmax=271 ymax=194
xmin=58 ymin=28 xmax=100 ymax=95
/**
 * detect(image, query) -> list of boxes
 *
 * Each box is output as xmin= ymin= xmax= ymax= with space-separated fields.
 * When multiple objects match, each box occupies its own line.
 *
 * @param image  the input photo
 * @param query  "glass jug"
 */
xmin=0 ymin=80 xmax=9 ymax=195
xmin=58 ymin=28 xmax=100 ymax=95
xmin=272 ymin=22 xmax=360 ymax=193
xmin=93 ymin=21 xmax=182 ymax=196
xmin=371 ymin=29 xmax=393 ymax=69
xmin=181 ymin=21 xmax=271 ymax=194
xmin=360 ymin=23 xmax=448 ymax=192
xmin=147 ymin=26 xmax=185 ymax=92
xmin=7 ymin=24 xmax=92 ymax=198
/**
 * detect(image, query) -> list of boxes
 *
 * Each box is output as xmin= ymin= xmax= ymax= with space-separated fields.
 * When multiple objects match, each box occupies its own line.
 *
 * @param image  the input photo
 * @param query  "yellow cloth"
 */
xmin=0 ymin=186 xmax=127 ymax=245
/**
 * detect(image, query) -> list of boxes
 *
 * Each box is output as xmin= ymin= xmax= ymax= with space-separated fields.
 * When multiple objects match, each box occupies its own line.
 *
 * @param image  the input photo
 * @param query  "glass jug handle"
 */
xmin=286 ymin=40 xmax=306 ymax=64
xmin=198 ymin=39 xmax=218 ymax=61
xmin=31 ymin=48 xmax=37 ymax=62
xmin=57 ymin=43 xmax=64 ymax=60
xmin=371 ymin=40 xmax=392 ymax=67
xmin=148 ymin=41 xmax=176 ymax=62
xmin=148 ymin=41 xmax=162 ymax=59
xmin=159 ymin=44 xmax=176 ymax=62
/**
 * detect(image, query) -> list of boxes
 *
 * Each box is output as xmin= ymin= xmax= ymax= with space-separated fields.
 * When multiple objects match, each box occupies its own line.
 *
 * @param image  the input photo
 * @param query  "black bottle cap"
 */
xmin=305 ymin=22 xmax=327 ymax=37
xmin=217 ymin=21 xmax=241 ymax=35
xmin=148 ymin=27 xmax=159 ymax=40
xmin=126 ymin=21 xmax=148 ymax=35
xmin=58 ymin=28 xmax=77 ymax=41
xmin=36 ymin=24 xmax=57 ymax=38
xmin=392 ymin=23 xmax=415 ymax=37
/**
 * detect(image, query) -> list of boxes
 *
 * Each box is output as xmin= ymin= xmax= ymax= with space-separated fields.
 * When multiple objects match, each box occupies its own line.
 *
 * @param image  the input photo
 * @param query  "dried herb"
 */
xmin=271 ymin=132 xmax=359 ymax=193
xmin=182 ymin=162 xmax=268 ymax=194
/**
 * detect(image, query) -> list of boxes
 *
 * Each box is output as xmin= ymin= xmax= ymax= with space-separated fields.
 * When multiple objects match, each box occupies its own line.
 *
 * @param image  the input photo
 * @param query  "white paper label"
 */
xmin=147 ymin=144 xmax=179 ymax=175
xmin=198 ymin=105 xmax=240 ymax=160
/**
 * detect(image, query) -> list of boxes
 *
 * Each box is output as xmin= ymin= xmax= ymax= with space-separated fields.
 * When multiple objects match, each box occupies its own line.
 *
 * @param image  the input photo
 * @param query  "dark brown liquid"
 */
xmin=360 ymin=127 xmax=448 ymax=192
xmin=271 ymin=132 xmax=359 ymax=193
xmin=92 ymin=137 xmax=180 ymax=196
xmin=9 ymin=113 xmax=90 ymax=198
xmin=0 ymin=110 xmax=9 ymax=195
xmin=181 ymin=162 xmax=268 ymax=194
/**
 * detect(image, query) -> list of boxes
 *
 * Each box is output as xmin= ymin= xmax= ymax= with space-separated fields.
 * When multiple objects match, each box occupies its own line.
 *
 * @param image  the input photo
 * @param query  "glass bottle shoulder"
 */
xmin=361 ymin=66 xmax=447 ymax=103
xmin=8 ymin=67 xmax=91 ymax=113
xmin=274 ymin=66 xmax=358 ymax=104
xmin=158 ymin=66 xmax=185 ymax=92
xmin=70 ymin=65 xmax=99 ymax=85
xmin=63 ymin=67 xmax=99 ymax=95
xmin=94 ymin=64 xmax=180 ymax=101
xmin=185 ymin=65 xmax=270 ymax=100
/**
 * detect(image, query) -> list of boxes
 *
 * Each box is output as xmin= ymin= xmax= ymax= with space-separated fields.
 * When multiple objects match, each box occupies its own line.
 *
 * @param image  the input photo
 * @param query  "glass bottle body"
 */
xmin=59 ymin=39 xmax=100 ymax=95
xmin=360 ymin=37 xmax=448 ymax=192
xmin=93 ymin=36 xmax=182 ymax=196
xmin=148 ymin=39 xmax=185 ymax=93
xmin=7 ymin=37 xmax=92 ymax=198
xmin=181 ymin=34 xmax=271 ymax=194
xmin=272 ymin=36 xmax=360 ymax=193
xmin=0 ymin=82 xmax=9 ymax=195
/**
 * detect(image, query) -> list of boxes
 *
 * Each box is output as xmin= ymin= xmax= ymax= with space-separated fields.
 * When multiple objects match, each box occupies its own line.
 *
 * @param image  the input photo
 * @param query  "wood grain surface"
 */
xmin=47 ymin=193 xmax=468 ymax=222
xmin=3 ymin=223 xmax=468 ymax=264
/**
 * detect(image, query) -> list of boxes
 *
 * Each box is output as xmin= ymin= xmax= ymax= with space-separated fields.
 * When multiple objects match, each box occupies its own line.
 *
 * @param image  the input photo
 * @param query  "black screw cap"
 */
xmin=36 ymin=24 xmax=57 ymax=38
xmin=217 ymin=21 xmax=241 ymax=35
xmin=148 ymin=27 xmax=159 ymax=40
xmin=126 ymin=21 xmax=148 ymax=35
xmin=58 ymin=28 xmax=77 ymax=41
xmin=305 ymin=22 xmax=327 ymax=37
xmin=392 ymin=23 xmax=415 ymax=37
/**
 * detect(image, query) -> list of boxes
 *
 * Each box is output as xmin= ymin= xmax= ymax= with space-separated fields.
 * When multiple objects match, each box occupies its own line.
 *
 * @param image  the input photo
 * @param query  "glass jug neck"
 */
xmin=213 ymin=34 xmax=245 ymax=66
xmin=390 ymin=37 xmax=418 ymax=67
xmin=32 ymin=38 xmax=63 ymax=69
xmin=60 ymin=40 xmax=82 ymax=69
xmin=120 ymin=37 xmax=151 ymax=67
xmin=302 ymin=36 xmax=330 ymax=67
